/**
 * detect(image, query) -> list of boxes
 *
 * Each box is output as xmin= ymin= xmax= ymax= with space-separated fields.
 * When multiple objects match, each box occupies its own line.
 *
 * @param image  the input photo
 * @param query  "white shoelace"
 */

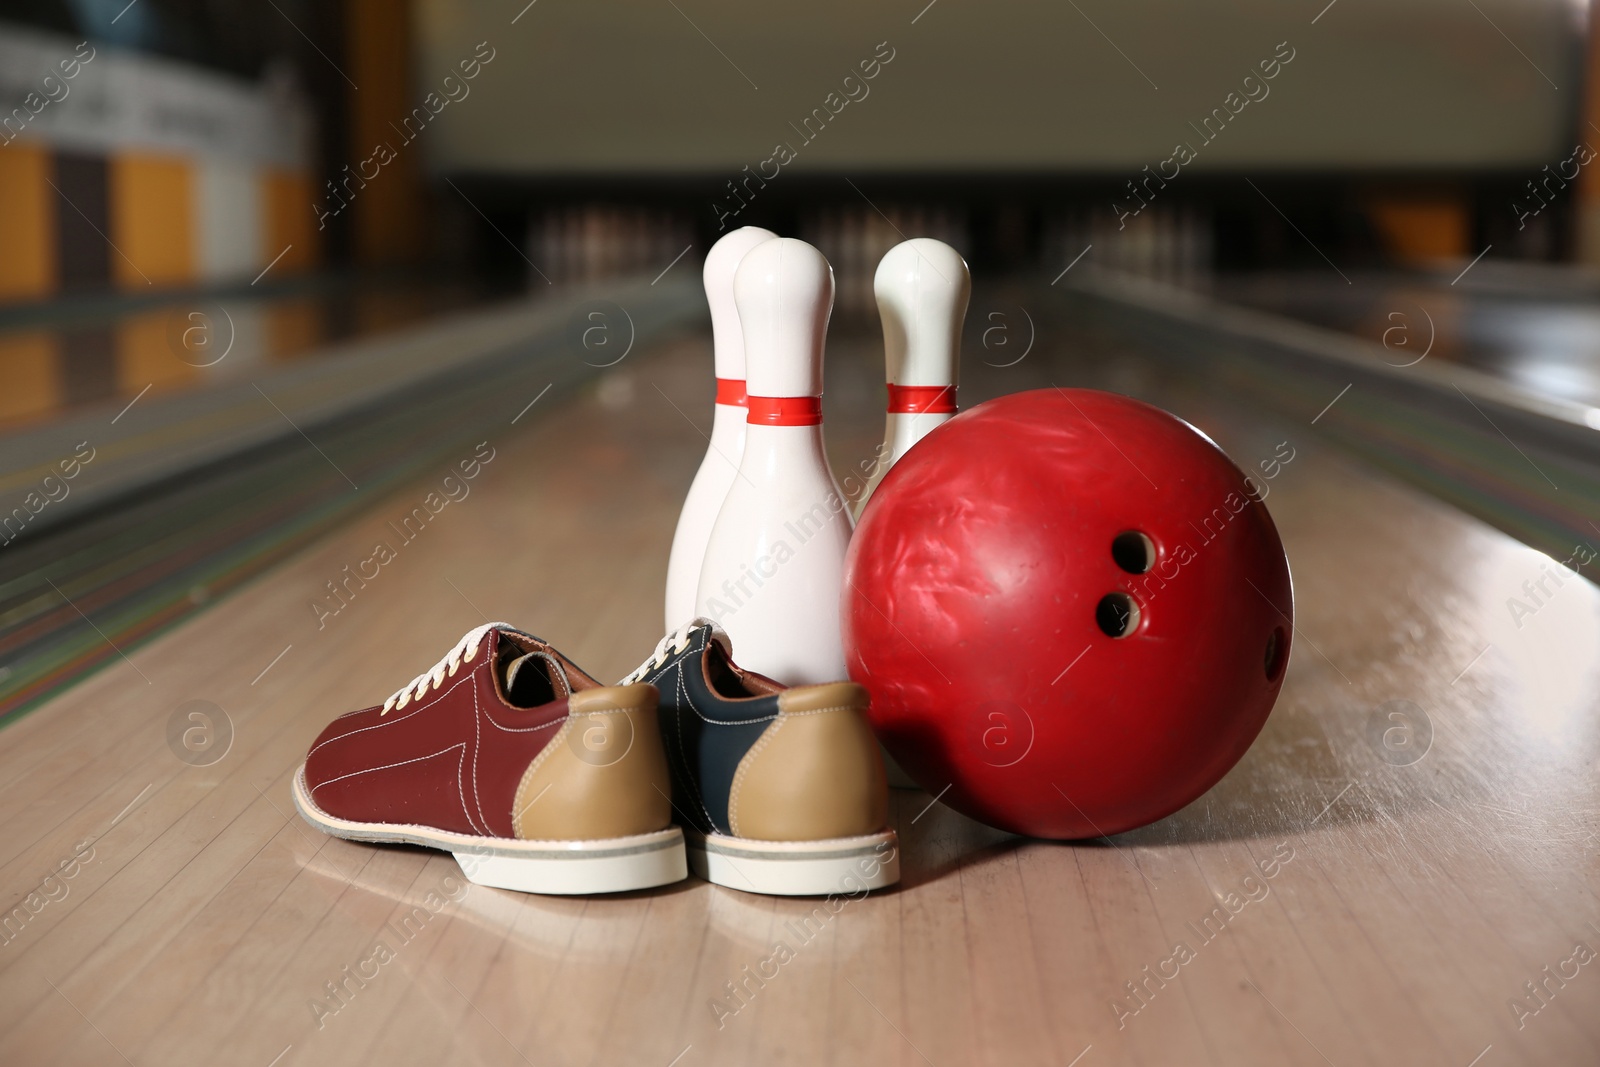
xmin=382 ymin=622 xmax=516 ymax=714
xmin=620 ymin=617 xmax=727 ymax=685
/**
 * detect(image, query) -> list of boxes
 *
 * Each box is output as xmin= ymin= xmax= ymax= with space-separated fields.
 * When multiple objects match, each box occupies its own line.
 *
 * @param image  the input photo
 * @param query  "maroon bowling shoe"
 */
xmin=293 ymin=623 xmax=686 ymax=894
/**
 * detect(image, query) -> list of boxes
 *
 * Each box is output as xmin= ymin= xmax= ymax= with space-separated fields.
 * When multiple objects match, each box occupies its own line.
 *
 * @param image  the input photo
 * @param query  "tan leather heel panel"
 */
xmin=728 ymin=703 xmax=888 ymax=841
xmin=776 ymin=681 xmax=869 ymax=715
xmin=569 ymin=682 xmax=655 ymax=714
xmin=511 ymin=685 xmax=672 ymax=841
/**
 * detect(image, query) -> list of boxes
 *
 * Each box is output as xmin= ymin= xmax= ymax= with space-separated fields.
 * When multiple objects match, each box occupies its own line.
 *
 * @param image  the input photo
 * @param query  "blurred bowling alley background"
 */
xmin=2 ymin=0 xmax=1598 ymax=725
xmin=2 ymin=0 xmax=1598 ymax=714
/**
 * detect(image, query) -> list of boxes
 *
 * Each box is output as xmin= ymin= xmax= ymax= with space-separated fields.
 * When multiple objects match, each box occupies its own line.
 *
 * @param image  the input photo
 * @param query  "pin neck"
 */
xmin=886 ymin=384 xmax=957 ymax=415
xmin=715 ymin=378 xmax=748 ymax=407
xmin=747 ymin=395 xmax=823 ymax=426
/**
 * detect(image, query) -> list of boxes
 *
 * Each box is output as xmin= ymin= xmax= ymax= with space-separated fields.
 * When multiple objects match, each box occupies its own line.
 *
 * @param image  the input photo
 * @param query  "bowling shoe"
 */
xmin=621 ymin=619 xmax=900 ymax=896
xmin=293 ymin=622 xmax=686 ymax=895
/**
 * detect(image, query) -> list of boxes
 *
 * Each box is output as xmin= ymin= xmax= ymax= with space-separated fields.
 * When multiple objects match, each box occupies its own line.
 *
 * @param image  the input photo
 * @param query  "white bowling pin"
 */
xmin=663 ymin=226 xmax=777 ymax=630
xmin=696 ymin=238 xmax=851 ymax=686
xmin=856 ymin=238 xmax=969 ymax=515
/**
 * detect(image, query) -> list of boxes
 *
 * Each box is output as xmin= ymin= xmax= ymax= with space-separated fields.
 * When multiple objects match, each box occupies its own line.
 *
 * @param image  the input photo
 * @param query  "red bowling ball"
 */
xmin=843 ymin=388 xmax=1293 ymax=839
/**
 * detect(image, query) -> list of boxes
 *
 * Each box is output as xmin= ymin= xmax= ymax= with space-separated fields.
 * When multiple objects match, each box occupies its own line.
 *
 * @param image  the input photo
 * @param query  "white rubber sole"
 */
xmin=688 ymin=828 xmax=900 ymax=896
xmin=291 ymin=765 xmax=686 ymax=895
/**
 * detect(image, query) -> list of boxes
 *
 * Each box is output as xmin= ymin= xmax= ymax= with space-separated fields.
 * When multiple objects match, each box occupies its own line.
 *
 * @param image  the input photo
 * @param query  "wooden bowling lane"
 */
xmin=0 ymin=306 xmax=1597 ymax=1067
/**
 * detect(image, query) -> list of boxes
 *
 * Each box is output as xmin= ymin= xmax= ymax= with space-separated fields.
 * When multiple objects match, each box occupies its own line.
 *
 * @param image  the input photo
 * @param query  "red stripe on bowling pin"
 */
xmin=746 ymin=395 xmax=822 ymax=425
xmin=886 ymin=384 xmax=957 ymax=415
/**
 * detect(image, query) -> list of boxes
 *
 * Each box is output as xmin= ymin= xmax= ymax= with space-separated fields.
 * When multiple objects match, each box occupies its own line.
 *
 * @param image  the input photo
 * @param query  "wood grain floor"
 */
xmin=1 ymin=307 xmax=1597 ymax=1067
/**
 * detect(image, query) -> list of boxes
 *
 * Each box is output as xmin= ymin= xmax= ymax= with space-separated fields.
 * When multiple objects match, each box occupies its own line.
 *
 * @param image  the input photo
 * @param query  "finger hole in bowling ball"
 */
xmin=1111 ymin=530 xmax=1155 ymax=574
xmin=1095 ymin=593 xmax=1139 ymax=638
xmin=1265 ymin=627 xmax=1288 ymax=681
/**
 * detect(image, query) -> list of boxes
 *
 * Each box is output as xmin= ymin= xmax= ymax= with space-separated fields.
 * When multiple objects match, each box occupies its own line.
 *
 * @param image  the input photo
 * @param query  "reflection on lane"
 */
xmin=0 ymin=277 xmax=514 ymax=432
xmin=1216 ymin=272 xmax=1600 ymax=409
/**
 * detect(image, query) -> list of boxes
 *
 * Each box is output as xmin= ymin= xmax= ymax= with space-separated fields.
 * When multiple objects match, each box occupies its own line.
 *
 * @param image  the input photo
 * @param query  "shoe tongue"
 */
xmin=691 ymin=617 xmax=732 ymax=657
xmin=503 ymin=650 xmax=571 ymax=708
